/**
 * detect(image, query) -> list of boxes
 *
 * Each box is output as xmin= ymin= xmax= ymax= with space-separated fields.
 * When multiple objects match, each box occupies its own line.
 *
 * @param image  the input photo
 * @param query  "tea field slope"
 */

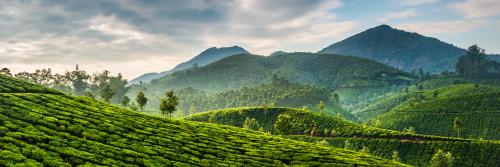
xmin=187 ymin=107 xmax=500 ymax=167
xmin=374 ymin=84 xmax=500 ymax=139
xmin=0 ymin=75 xmax=407 ymax=166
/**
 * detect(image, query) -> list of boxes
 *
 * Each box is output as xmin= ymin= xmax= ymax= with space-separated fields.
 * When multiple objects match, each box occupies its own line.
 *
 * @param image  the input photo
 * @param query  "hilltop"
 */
xmin=0 ymin=74 xmax=406 ymax=166
xmin=319 ymin=25 xmax=465 ymax=73
xmin=129 ymin=46 xmax=249 ymax=85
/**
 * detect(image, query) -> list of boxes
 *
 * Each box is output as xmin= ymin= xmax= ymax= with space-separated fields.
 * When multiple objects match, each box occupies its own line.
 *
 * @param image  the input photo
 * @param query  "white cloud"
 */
xmin=398 ymin=0 xmax=438 ymax=6
xmin=378 ymin=9 xmax=419 ymax=22
xmin=395 ymin=20 xmax=488 ymax=34
xmin=450 ymin=0 xmax=500 ymax=18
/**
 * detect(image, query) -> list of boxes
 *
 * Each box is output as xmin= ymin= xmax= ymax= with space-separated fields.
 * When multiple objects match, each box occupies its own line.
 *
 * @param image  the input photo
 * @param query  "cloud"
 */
xmin=395 ymin=20 xmax=488 ymax=34
xmin=398 ymin=0 xmax=438 ymax=6
xmin=0 ymin=0 xmax=356 ymax=79
xmin=450 ymin=0 xmax=500 ymax=18
xmin=378 ymin=9 xmax=418 ymax=22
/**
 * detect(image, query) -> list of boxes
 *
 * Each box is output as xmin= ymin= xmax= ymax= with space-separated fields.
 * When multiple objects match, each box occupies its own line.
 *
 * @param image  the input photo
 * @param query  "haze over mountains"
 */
xmin=129 ymin=46 xmax=249 ymax=85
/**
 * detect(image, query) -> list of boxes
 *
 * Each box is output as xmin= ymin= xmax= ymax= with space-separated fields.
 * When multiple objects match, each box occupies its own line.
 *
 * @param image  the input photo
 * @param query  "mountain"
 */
xmin=269 ymin=51 xmax=288 ymax=56
xmin=127 ymin=52 xmax=415 ymax=109
xmin=129 ymin=46 xmax=249 ymax=85
xmin=372 ymin=84 xmax=500 ymax=140
xmin=319 ymin=25 xmax=466 ymax=73
xmin=0 ymin=74 xmax=408 ymax=166
xmin=187 ymin=107 xmax=500 ymax=167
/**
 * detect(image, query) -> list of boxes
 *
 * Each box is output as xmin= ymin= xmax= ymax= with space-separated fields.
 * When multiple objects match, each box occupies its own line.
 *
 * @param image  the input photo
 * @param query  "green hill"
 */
xmin=372 ymin=84 xmax=500 ymax=139
xmin=129 ymin=52 xmax=414 ymax=109
xmin=187 ymin=107 xmax=500 ymax=167
xmin=319 ymin=25 xmax=465 ymax=73
xmin=0 ymin=74 xmax=406 ymax=166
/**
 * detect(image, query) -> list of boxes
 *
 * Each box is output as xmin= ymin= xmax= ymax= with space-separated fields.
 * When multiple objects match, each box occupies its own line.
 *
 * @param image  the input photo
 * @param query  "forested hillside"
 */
xmin=0 ymin=74 xmax=407 ymax=166
xmin=128 ymin=52 xmax=414 ymax=112
xmin=371 ymin=84 xmax=500 ymax=140
xmin=319 ymin=25 xmax=465 ymax=73
xmin=187 ymin=107 xmax=500 ymax=167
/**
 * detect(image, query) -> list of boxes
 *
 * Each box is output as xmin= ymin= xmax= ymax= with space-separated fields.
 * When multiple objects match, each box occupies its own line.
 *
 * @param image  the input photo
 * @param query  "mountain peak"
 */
xmin=319 ymin=25 xmax=465 ymax=73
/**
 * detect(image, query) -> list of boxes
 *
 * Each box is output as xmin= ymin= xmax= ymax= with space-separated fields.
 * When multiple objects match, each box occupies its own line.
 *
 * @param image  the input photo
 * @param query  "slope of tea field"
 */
xmin=0 ymin=75 xmax=406 ymax=166
xmin=374 ymin=84 xmax=500 ymax=139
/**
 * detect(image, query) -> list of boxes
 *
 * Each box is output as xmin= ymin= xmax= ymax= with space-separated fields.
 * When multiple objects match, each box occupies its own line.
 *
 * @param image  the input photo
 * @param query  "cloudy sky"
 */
xmin=1 ymin=0 xmax=499 ymax=79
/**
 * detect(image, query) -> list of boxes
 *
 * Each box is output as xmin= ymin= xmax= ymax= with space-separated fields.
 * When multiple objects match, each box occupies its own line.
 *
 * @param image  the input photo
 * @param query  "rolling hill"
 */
xmin=372 ymin=84 xmax=500 ymax=140
xmin=129 ymin=52 xmax=414 ymax=109
xmin=0 ymin=74 xmax=407 ymax=166
xmin=319 ymin=25 xmax=465 ymax=73
xmin=187 ymin=107 xmax=500 ymax=167
xmin=129 ymin=46 xmax=249 ymax=85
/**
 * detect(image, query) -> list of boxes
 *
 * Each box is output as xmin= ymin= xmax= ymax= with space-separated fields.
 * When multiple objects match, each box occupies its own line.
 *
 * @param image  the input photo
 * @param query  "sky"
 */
xmin=1 ymin=0 xmax=499 ymax=80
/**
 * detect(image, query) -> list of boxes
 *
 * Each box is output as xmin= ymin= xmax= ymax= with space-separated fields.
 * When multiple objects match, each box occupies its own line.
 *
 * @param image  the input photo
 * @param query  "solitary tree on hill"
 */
xmin=318 ymin=100 xmax=324 ymax=113
xmin=0 ymin=68 xmax=12 ymax=76
xmin=136 ymin=91 xmax=148 ymax=111
xmin=159 ymin=90 xmax=179 ymax=118
xmin=274 ymin=114 xmax=292 ymax=135
xmin=453 ymin=117 xmax=462 ymax=138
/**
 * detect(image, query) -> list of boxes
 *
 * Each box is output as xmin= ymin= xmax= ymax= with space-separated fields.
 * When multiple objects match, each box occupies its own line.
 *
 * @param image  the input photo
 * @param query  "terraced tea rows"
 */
xmin=0 ymin=74 xmax=407 ymax=166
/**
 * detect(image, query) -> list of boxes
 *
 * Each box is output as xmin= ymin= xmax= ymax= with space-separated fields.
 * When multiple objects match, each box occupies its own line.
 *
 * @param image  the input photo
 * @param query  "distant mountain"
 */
xmin=269 ymin=51 xmax=288 ymax=56
xmin=129 ymin=46 xmax=249 ymax=85
xmin=319 ymin=25 xmax=466 ymax=73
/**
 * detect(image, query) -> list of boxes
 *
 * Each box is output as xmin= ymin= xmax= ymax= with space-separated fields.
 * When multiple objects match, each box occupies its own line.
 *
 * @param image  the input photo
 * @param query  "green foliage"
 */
xmin=0 ymin=82 xmax=407 ymax=166
xmin=121 ymin=96 xmax=130 ymax=107
xmin=456 ymin=45 xmax=500 ymax=77
xmin=99 ymin=84 xmax=115 ymax=103
xmin=242 ymin=117 xmax=261 ymax=131
xmin=274 ymin=114 xmax=293 ymax=135
xmin=429 ymin=150 xmax=454 ymax=167
xmin=135 ymin=91 xmax=147 ymax=111
xmin=159 ymin=90 xmax=178 ymax=118
xmin=392 ymin=150 xmax=401 ymax=162
xmin=0 ymin=74 xmax=62 ymax=94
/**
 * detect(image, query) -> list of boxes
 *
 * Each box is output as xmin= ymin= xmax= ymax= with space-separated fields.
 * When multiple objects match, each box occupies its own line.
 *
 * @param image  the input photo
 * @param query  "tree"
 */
xmin=331 ymin=93 xmax=340 ymax=105
xmin=100 ymin=84 xmax=115 ymax=103
xmin=360 ymin=146 xmax=370 ymax=154
xmin=0 ymin=68 xmax=12 ymax=76
xmin=429 ymin=149 xmax=454 ymax=167
xmin=129 ymin=102 xmax=139 ymax=111
xmin=392 ymin=150 xmax=401 ymax=162
xmin=274 ymin=114 xmax=293 ymax=135
xmin=65 ymin=65 xmax=90 ymax=95
xmin=121 ymin=96 xmax=130 ymax=107
xmin=243 ymin=117 xmax=261 ymax=131
xmin=317 ymin=100 xmax=324 ymax=113
xmin=83 ymin=91 xmax=95 ymax=99
xmin=403 ymin=126 xmax=416 ymax=134
xmin=456 ymin=45 xmax=487 ymax=77
xmin=344 ymin=140 xmax=352 ymax=150
xmin=453 ymin=117 xmax=462 ymax=138
xmin=136 ymin=91 xmax=148 ymax=111
xmin=159 ymin=90 xmax=179 ymax=118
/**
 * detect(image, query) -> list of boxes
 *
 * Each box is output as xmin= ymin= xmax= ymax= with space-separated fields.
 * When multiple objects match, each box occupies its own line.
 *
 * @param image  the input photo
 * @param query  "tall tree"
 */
xmin=159 ymin=90 xmax=179 ymax=118
xmin=100 ymin=84 xmax=115 ymax=103
xmin=318 ymin=100 xmax=324 ymax=113
xmin=65 ymin=65 xmax=90 ymax=95
xmin=456 ymin=45 xmax=486 ymax=77
xmin=243 ymin=117 xmax=261 ymax=130
xmin=274 ymin=114 xmax=292 ymax=135
xmin=453 ymin=117 xmax=462 ymax=138
xmin=136 ymin=91 xmax=148 ymax=111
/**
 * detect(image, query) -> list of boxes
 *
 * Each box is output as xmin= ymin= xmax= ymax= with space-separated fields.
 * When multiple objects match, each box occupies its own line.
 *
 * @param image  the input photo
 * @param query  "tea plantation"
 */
xmin=0 ymin=74 xmax=408 ymax=166
xmin=187 ymin=107 xmax=500 ymax=167
xmin=374 ymin=84 xmax=500 ymax=139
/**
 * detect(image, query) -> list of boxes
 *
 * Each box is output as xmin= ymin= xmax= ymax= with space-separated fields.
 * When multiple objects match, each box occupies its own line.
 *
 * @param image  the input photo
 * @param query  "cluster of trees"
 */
xmin=3 ymin=65 xmax=128 ymax=104
xmin=456 ymin=45 xmax=500 ymax=77
xmin=125 ymin=90 xmax=179 ymax=118
xmin=172 ymin=75 xmax=338 ymax=116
